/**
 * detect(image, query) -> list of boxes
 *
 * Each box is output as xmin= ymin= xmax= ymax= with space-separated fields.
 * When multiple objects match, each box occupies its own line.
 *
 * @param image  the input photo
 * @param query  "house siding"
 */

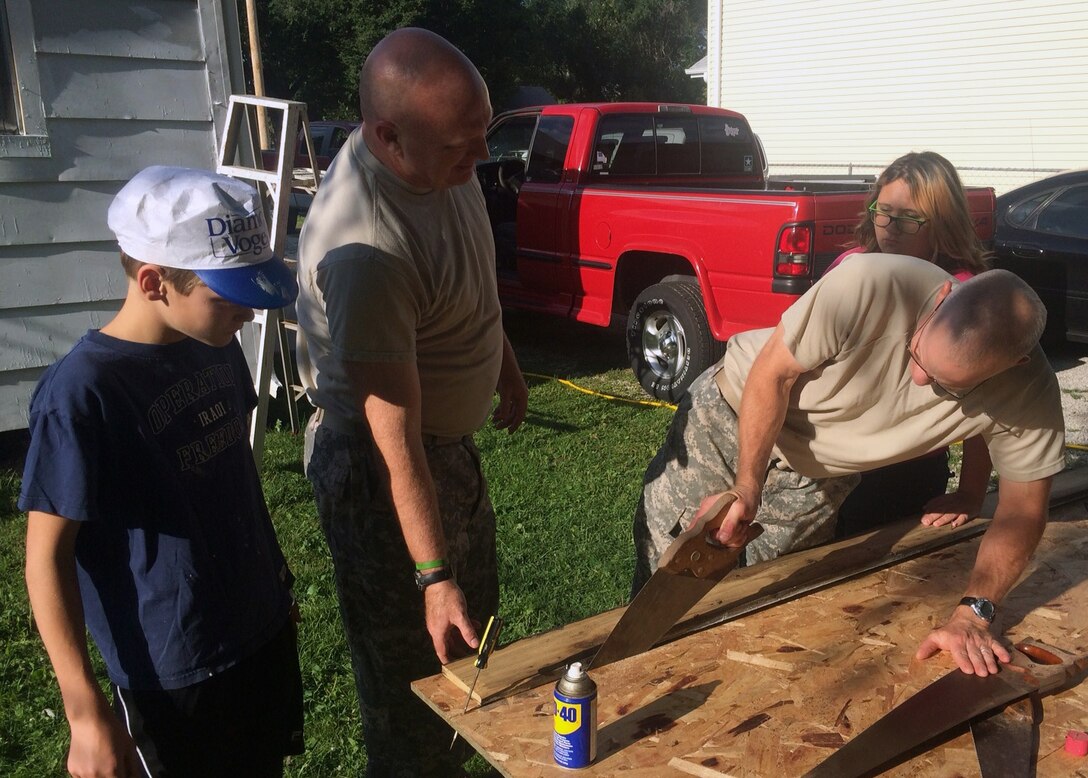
xmin=0 ymin=0 xmax=246 ymax=430
xmin=706 ymin=0 xmax=1088 ymax=193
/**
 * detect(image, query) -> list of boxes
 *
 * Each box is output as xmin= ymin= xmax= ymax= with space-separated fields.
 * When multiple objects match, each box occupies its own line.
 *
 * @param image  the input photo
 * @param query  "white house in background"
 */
xmin=0 ymin=0 xmax=250 ymax=432
xmin=703 ymin=0 xmax=1088 ymax=193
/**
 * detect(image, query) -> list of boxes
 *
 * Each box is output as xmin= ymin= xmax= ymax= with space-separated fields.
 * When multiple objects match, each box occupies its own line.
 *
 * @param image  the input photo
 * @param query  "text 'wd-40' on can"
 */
xmin=553 ymin=661 xmax=597 ymax=768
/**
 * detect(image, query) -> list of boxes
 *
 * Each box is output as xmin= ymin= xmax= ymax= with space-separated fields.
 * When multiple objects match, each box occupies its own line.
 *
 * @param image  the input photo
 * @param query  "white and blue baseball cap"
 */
xmin=107 ymin=165 xmax=298 ymax=309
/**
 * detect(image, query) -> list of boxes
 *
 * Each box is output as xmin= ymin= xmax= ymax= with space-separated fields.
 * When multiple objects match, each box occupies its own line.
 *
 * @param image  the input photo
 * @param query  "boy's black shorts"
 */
xmin=113 ymin=620 xmax=304 ymax=778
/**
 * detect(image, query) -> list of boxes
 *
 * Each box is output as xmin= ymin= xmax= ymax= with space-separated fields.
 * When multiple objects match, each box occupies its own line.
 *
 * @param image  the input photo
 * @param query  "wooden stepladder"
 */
xmin=216 ymin=95 xmax=319 ymax=466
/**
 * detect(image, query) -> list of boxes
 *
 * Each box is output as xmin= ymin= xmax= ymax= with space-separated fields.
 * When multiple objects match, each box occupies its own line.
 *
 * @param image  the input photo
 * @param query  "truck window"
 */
xmin=525 ymin=115 xmax=574 ymax=184
xmin=594 ymin=115 xmax=655 ymax=176
xmin=654 ymin=115 xmax=699 ymax=175
xmin=700 ymin=115 xmax=757 ymax=175
xmin=488 ymin=114 xmax=537 ymax=162
xmin=592 ymin=113 xmax=759 ymax=178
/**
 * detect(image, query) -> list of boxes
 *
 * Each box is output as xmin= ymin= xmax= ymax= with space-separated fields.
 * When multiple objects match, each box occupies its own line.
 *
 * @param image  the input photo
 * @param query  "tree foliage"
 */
xmin=247 ymin=0 xmax=706 ymax=120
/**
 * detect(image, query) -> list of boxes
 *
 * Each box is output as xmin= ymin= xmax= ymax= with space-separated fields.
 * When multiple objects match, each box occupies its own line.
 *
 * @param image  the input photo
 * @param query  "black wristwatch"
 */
xmin=959 ymin=596 xmax=997 ymax=623
xmin=414 ymin=566 xmax=453 ymax=591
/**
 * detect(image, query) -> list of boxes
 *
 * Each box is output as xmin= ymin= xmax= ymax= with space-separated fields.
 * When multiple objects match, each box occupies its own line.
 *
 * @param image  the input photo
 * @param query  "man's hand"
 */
xmin=67 ymin=703 xmax=141 ymax=778
xmin=493 ymin=334 xmax=527 ymax=433
xmin=423 ymin=579 xmax=479 ymax=664
xmin=920 ymin=490 xmax=985 ymax=528
xmin=915 ymin=608 xmax=1010 ymax=676
xmin=705 ymin=484 xmax=760 ymax=547
xmin=492 ymin=371 xmax=527 ymax=432
xmin=922 ymin=435 xmax=991 ymax=528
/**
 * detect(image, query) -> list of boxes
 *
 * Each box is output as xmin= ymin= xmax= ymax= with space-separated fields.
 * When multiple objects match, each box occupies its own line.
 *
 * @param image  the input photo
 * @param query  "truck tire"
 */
xmin=628 ymin=280 xmax=724 ymax=402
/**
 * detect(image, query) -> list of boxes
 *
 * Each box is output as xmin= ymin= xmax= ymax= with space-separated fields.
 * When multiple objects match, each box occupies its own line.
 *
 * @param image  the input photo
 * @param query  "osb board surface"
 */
xmin=439 ymin=518 xmax=990 ymax=705
xmin=437 ymin=469 xmax=1088 ymax=707
xmin=414 ymin=511 xmax=1088 ymax=777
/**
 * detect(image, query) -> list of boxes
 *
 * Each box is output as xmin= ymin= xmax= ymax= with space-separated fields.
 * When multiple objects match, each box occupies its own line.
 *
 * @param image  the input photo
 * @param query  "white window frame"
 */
xmin=0 ymin=0 xmax=50 ymax=158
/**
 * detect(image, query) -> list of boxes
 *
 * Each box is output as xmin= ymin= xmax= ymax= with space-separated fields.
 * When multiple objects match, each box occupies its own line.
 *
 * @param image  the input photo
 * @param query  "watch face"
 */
xmin=960 ymin=596 xmax=996 ymax=622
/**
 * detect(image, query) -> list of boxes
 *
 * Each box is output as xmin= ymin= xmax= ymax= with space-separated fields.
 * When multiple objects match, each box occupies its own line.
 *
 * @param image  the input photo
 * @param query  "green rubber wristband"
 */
xmin=414 ymin=558 xmax=447 ymax=571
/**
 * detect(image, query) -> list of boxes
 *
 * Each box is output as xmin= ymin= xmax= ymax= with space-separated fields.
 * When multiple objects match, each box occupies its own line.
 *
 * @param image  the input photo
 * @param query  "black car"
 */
xmin=992 ymin=169 xmax=1088 ymax=343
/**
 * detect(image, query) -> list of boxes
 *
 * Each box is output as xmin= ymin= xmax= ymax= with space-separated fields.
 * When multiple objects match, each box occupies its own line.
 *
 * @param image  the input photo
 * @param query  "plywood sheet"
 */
xmin=414 ymin=508 xmax=1088 ymax=776
xmin=441 ymin=518 xmax=991 ymax=706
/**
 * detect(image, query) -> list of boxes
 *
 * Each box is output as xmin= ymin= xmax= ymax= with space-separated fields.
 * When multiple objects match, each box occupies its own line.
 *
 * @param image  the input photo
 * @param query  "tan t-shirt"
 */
xmin=716 ymin=253 xmax=1065 ymax=482
xmin=294 ymin=129 xmax=503 ymax=437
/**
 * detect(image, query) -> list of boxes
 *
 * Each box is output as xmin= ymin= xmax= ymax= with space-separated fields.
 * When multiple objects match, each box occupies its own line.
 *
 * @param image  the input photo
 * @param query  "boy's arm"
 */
xmin=25 ymin=511 xmax=140 ymax=778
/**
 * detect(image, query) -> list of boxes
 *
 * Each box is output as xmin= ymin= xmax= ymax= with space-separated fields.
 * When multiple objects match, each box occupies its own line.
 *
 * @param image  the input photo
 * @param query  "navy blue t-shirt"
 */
xmin=20 ymin=331 xmax=292 ymax=690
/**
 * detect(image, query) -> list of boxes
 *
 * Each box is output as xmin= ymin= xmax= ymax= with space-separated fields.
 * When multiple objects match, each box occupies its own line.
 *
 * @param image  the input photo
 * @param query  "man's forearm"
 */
xmin=349 ymin=360 xmax=482 ymax=661
xmin=365 ymin=399 xmax=448 ymax=565
xmin=346 ymin=360 xmax=449 ymax=566
xmin=963 ymin=478 xmax=1050 ymax=602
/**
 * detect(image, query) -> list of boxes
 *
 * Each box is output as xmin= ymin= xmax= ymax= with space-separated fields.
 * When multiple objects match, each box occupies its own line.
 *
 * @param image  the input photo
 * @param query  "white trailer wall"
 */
xmin=706 ymin=0 xmax=1088 ymax=193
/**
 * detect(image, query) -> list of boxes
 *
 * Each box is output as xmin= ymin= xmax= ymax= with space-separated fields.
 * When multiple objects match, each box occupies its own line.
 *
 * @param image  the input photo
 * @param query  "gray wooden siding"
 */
xmin=0 ymin=0 xmax=245 ymax=430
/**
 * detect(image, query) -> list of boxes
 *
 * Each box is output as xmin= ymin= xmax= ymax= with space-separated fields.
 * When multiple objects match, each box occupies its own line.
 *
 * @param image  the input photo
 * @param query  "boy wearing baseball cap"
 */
xmin=21 ymin=166 xmax=303 ymax=777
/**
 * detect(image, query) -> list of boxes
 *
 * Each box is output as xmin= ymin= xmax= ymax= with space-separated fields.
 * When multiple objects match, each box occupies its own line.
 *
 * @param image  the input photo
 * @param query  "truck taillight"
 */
xmin=775 ymin=225 xmax=813 ymax=277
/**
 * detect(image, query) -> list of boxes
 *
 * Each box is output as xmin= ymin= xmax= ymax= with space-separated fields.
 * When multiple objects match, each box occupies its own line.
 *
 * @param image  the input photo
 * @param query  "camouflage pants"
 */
xmin=304 ymin=413 xmax=498 ymax=777
xmin=632 ymin=366 xmax=860 ymax=594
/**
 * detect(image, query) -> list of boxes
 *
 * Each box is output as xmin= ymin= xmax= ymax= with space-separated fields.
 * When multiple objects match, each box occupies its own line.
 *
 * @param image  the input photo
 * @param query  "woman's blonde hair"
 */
xmin=854 ymin=151 xmax=990 ymax=275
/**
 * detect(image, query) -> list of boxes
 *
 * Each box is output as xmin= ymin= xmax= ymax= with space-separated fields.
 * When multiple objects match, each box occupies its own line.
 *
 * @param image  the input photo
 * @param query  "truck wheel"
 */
xmin=628 ymin=280 xmax=723 ymax=402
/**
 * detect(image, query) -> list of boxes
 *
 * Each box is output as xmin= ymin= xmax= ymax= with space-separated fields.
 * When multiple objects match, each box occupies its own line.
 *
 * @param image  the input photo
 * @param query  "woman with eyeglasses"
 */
xmin=825 ymin=151 xmax=993 ymax=537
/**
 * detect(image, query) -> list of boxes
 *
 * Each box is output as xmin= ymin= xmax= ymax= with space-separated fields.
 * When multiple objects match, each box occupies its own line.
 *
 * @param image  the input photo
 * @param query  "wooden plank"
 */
xmin=0 ymin=244 xmax=124 ymax=310
xmin=34 ymin=0 xmax=205 ymax=60
xmin=414 ymin=508 xmax=1088 ymax=776
xmin=38 ymin=54 xmax=212 ymax=122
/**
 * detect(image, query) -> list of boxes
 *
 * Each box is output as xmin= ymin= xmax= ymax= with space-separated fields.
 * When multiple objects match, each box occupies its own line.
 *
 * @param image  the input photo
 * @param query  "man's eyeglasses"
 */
xmin=869 ymin=203 xmax=928 ymax=235
xmin=906 ymin=300 xmax=982 ymax=401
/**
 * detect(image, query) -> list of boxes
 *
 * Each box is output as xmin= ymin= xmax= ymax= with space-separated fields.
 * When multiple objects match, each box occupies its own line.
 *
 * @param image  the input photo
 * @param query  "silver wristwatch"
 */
xmin=959 ymin=596 xmax=996 ymax=623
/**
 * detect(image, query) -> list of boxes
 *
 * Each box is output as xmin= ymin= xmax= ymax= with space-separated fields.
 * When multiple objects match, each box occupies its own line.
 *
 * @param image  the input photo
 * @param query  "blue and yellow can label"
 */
xmin=553 ymin=688 xmax=597 ymax=768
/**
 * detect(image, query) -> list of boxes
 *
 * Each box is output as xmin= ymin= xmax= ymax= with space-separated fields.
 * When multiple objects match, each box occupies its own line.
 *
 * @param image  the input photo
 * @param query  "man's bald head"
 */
xmin=360 ymin=28 xmax=487 ymax=131
xmin=357 ymin=28 xmax=492 ymax=189
xmin=933 ymin=269 xmax=1047 ymax=366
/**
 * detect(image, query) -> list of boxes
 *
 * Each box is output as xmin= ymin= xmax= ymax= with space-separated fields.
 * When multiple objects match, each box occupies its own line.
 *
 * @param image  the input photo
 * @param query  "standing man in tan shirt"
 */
xmin=295 ymin=28 xmax=527 ymax=777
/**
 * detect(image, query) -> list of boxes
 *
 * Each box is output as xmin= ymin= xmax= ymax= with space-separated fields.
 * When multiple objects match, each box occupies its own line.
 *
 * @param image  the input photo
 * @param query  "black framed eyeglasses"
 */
xmin=869 ymin=203 xmax=929 ymax=235
xmin=906 ymin=300 xmax=983 ymax=401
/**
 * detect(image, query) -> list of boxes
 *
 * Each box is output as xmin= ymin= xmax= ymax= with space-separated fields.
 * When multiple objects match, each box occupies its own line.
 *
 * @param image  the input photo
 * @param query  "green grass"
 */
xmin=0 ymin=312 xmax=673 ymax=776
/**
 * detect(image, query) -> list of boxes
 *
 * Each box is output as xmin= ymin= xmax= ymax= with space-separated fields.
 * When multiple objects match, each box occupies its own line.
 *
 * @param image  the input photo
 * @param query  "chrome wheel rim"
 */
xmin=641 ymin=309 xmax=687 ymax=381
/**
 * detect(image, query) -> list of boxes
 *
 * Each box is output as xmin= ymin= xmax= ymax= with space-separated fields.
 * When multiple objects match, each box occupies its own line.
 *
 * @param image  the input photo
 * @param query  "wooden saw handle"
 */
xmin=658 ymin=491 xmax=764 ymax=579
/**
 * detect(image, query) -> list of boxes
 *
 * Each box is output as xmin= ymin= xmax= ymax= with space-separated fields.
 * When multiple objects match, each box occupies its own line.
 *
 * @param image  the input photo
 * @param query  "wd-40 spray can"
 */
xmin=553 ymin=661 xmax=597 ymax=768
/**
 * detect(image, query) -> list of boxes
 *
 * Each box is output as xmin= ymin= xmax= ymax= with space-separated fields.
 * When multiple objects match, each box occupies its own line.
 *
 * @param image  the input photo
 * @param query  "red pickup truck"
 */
xmin=477 ymin=103 xmax=996 ymax=400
